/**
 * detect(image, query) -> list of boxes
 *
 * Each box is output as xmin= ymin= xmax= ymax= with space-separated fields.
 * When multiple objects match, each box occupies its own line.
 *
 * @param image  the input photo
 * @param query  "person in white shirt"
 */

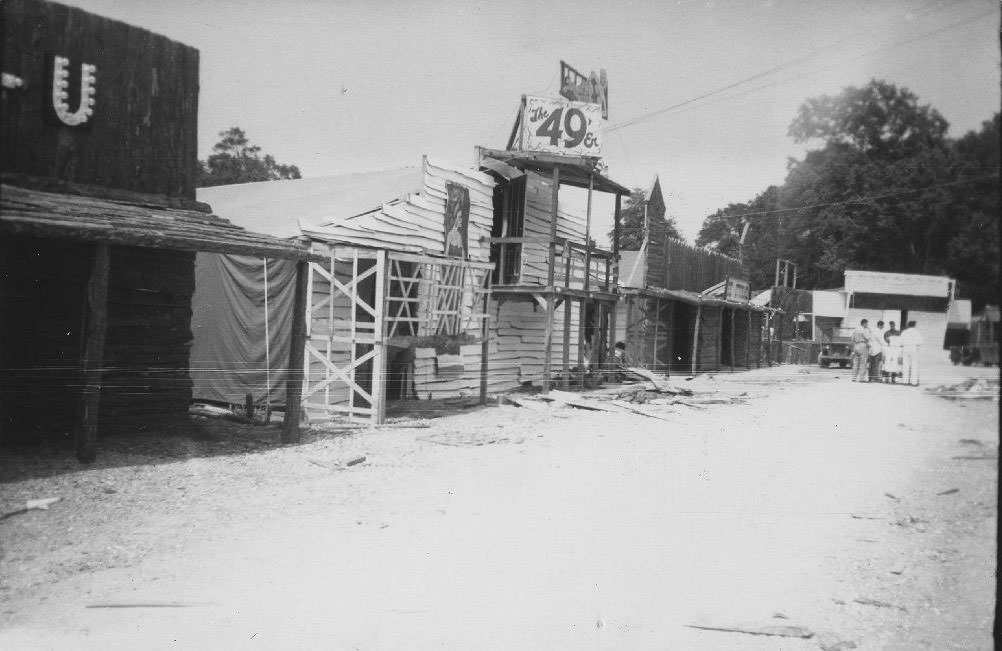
xmin=869 ymin=320 xmax=885 ymax=382
xmin=899 ymin=320 xmax=924 ymax=386
xmin=850 ymin=320 xmax=870 ymax=382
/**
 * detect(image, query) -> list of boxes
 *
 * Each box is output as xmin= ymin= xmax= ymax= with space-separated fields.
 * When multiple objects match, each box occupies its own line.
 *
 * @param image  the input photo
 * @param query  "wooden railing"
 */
xmin=489 ymin=236 xmax=614 ymax=292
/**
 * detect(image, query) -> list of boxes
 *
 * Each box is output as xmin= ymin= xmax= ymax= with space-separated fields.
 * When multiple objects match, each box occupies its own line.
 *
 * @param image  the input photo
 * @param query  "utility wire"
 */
xmin=608 ymin=7 xmax=995 ymax=133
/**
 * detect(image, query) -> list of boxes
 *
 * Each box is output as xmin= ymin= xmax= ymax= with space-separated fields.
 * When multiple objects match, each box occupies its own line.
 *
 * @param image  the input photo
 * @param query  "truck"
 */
xmin=818 ymin=327 xmax=853 ymax=368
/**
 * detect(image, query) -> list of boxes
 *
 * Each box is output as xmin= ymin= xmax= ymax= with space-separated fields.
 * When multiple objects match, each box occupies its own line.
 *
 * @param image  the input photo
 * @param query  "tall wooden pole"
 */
xmin=542 ymin=167 xmax=559 ymax=395
xmin=283 ymin=260 xmax=309 ymax=443
xmin=480 ymin=291 xmax=489 ymax=404
xmin=608 ymin=193 xmax=621 ymax=360
xmin=690 ymin=301 xmax=702 ymax=376
xmin=729 ymin=307 xmax=736 ymax=372
xmin=75 ymin=243 xmax=110 ymax=463
xmin=746 ymin=309 xmax=752 ymax=368
xmin=665 ymin=299 xmax=675 ymax=376
xmin=584 ymin=173 xmax=593 ymax=292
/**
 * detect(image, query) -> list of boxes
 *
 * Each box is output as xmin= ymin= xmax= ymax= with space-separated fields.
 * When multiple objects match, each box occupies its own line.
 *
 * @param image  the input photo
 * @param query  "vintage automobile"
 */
xmin=818 ymin=327 xmax=853 ymax=368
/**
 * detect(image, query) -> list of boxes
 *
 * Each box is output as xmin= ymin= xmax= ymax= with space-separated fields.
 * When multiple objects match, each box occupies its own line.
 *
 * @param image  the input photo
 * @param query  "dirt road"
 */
xmin=1 ymin=363 xmax=997 ymax=650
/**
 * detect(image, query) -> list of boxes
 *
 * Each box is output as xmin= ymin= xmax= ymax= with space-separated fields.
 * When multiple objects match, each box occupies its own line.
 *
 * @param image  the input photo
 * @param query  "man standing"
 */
xmin=851 ymin=319 xmax=870 ymax=382
xmin=900 ymin=320 xmax=923 ymax=386
xmin=869 ymin=320 xmax=885 ymax=382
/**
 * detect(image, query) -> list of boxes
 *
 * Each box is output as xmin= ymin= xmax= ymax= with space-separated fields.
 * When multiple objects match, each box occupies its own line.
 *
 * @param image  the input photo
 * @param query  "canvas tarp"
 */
xmin=190 ymin=252 xmax=297 ymax=407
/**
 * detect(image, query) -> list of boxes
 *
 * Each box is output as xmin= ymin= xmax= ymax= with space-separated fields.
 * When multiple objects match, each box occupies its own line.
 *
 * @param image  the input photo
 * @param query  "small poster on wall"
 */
xmin=444 ymin=182 xmax=469 ymax=258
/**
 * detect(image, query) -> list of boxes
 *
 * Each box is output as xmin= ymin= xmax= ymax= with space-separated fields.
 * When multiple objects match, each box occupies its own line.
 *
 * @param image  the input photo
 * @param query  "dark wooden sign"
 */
xmin=1 ymin=0 xmax=200 ymax=199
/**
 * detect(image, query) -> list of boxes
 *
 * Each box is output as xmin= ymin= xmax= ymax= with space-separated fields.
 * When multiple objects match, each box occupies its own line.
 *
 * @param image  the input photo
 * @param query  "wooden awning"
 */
xmin=1 ymin=183 xmax=316 ymax=261
xmin=477 ymin=148 xmax=631 ymax=196
xmin=620 ymin=286 xmax=773 ymax=312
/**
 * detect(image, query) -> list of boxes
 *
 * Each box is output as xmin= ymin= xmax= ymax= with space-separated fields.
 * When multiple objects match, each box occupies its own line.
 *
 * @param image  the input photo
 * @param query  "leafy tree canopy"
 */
xmin=697 ymin=79 xmax=998 ymax=310
xmin=788 ymin=79 xmax=949 ymax=160
xmin=613 ymin=184 xmax=682 ymax=250
xmin=198 ymin=127 xmax=302 ymax=187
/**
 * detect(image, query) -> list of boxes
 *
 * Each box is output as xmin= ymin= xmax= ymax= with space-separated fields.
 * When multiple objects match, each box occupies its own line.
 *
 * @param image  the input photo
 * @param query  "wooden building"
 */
xmin=477 ymin=148 xmax=631 ymax=391
xmin=195 ymin=157 xmax=496 ymax=424
xmin=614 ymin=180 xmax=767 ymax=374
xmin=0 ymin=0 xmax=313 ymax=460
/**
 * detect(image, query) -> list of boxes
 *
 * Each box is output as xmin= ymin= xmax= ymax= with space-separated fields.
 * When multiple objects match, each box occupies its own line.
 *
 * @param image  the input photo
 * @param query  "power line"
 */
xmin=608 ymin=7 xmax=995 ymax=133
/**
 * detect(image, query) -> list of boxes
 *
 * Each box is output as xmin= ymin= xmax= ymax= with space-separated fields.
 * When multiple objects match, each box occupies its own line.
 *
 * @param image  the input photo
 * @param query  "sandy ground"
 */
xmin=1 ymin=361 xmax=997 ymax=650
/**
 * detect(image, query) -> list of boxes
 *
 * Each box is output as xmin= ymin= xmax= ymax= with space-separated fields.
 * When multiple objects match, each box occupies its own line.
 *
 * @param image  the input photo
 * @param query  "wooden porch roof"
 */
xmin=1 ymin=183 xmax=315 ymax=261
xmin=477 ymin=147 xmax=631 ymax=196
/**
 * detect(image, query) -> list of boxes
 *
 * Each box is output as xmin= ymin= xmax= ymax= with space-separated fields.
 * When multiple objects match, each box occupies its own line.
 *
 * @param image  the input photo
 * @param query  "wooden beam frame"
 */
xmin=542 ymin=167 xmax=559 ymax=395
xmin=691 ymin=301 xmax=702 ymax=376
xmin=282 ymin=260 xmax=309 ymax=443
xmin=75 ymin=243 xmax=110 ymax=463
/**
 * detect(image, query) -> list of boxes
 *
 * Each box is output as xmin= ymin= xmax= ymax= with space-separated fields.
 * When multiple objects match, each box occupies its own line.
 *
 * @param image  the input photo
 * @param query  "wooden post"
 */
xmin=746 ymin=309 xmax=752 ymax=368
xmin=730 ymin=308 xmax=736 ymax=373
xmin=665 ymin=299 xmax=674 ymax=376
xmin=480 ymin=292 xmax=489 ymax=404
xmin=282 ymin=260 xmax=309 ymax=443
xmin=690 ymin=300 xmax=702 ymax=376
xmin=577 ymin=298 xmax=586 ymax=382
xmin=584 ymin=173 xmax=593 ymax=292
xmin=608 ymin=192 xmax=621 ymax=357
xmin=652 ymin=297 xmax=661 ymax=368
xmin=561 ymin=297 xmax=571 ymax=388
xmin=716 ymin=307 xmax=723 ymax=370
xmin=75 ymin=243 xmax=110 ymax=464
xmin=542 ymin=167 xmax=559 ymax=394
xmin=370 ymin=250 xmax=389 ymax=424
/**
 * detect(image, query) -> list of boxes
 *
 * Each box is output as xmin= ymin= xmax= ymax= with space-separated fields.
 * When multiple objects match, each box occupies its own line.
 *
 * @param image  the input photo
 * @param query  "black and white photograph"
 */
xmin=1 ymin=0 xmax=998 ymax=648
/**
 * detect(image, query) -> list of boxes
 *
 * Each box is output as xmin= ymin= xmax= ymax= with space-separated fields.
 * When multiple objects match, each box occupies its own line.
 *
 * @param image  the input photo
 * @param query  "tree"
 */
xmin=198 ymin=127 xmax=302 ymax=187
xmin=788 ymin=79 xmax=949 ymax=160
xmin=698 ymin=81 xmax=998 ymax=308
xmin=612 ymin=182 xmax=682 ymax=250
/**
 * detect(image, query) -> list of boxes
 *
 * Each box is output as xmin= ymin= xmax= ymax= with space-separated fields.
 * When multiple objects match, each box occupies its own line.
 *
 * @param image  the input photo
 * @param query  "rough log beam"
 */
xmin=282 ymin=260 xmax=310 ymax=443
xmin=75 ymin=243 xmax=110 ymax=463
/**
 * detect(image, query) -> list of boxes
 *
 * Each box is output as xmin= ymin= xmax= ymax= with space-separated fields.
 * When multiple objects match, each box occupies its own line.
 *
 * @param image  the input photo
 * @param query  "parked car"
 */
xmin=818 ymin=327 xmax=853 ymax=368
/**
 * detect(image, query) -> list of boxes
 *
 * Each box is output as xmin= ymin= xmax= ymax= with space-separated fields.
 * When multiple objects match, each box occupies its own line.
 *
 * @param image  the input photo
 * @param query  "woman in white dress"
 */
xmin=883 ymin=331 xmax=903 ymax=383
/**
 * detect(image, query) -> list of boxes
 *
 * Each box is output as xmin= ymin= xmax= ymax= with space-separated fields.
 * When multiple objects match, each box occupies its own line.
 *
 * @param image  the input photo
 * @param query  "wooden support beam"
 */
xmin=730 ymin=308 xmax=736 ymax=373
xmin=746 ymin=309 xmax=752 ymax=368
xmin=480 ymin=293 xmax=489 ymax=404
xmin=584 ymin=173 xmax=593 ymax=292
xmin=75 ymin=243 xmax=110 ymax=464
xmin=282 ymin=260 xmax=310 ymax=443
xmin=370 ymin=250 xmax=389 ymax=424
xmin=562 ymin=296 xmax=571 ymax=388
xmin=691 ymin=301 xmax=702 ymax=376
xmin=652 ymin=297 xmax=661 ymax=368
xmin=543 ymin=294 xmax=555 ymax=395
xmin=716 ymin=307 xmax=723 ymax=370
xmin=577 ymin=298 xmax=586 ymax=383
xmin=665 ymin=299 xmax=674 ymax=377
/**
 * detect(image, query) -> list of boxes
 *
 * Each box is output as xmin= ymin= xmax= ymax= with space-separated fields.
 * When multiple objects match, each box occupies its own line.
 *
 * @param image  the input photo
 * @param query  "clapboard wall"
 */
xmin=309 ymin=158 xmax=494 ymax=262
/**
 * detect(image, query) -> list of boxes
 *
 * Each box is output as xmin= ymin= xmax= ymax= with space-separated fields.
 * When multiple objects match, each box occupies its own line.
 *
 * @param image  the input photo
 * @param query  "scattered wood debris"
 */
xmin=86 ymin=601 xmax=218 ymax=608
xmin=685 ymin=620 xmax=814 ymax=639
xmin=853 ymin=597 xmax=907 ymax=612
xmin=936 ymin=487 xmax=959 ymax=496
xmin=1 ymin=497 xmax=62 ymax=521
xmin=926 ymin=377 xmax=999 ymax=400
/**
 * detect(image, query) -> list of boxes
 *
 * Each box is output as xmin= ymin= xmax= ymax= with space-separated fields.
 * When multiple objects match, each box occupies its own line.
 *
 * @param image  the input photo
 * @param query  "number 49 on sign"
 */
xmin=520 ymin=95 xmax=602 ymax=157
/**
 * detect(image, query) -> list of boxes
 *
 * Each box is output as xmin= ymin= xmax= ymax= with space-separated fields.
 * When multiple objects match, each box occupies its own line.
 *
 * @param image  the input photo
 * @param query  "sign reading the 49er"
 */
xmin=519 ymin=95 xmax=602 ymax=157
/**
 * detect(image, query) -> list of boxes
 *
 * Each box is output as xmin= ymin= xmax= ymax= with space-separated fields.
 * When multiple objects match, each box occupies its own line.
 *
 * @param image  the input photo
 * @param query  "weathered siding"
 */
xmin=307 ymin=158 xmax=494 ymax=261
xmin=646 ymin=238 xmax=744 ymax=293
xmin=1 ymin=0 xmax=200 ymax=199
xmin=1 ymin=236 xmax=194 ymax=442
xmin=697 ymin=306 xmax=723 ymax=371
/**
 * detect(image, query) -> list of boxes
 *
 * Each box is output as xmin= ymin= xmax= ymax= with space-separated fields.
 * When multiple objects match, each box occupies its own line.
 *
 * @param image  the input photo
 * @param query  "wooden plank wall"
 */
xmin=518 ymin=171 xmax=590 ymax=286
xmin=2 ymin=0 xmax=200 ymax=199
xmin=101 ymin=246 xmax=194 ymax=424
xmin=316 ymin=159 xmax=494 ymax=261
xmin=0 ymin=235 xmax=195 ymax=442
xmin=649 ymin=238 xmax=744 ymax=293
xmin=489 ymin=298 xmax=582 ymax=388
xmin=697 ymin=306 xmax=723 ymax=371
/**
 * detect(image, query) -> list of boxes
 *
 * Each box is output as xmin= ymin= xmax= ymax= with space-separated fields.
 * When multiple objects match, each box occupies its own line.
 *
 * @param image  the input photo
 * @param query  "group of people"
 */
xmin=850 ymin=319 xmax=923 ymax=386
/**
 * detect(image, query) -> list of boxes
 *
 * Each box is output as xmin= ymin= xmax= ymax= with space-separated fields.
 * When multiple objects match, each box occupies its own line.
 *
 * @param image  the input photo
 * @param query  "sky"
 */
xmin=65 ymin=0 xmax=1000 ymax=243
